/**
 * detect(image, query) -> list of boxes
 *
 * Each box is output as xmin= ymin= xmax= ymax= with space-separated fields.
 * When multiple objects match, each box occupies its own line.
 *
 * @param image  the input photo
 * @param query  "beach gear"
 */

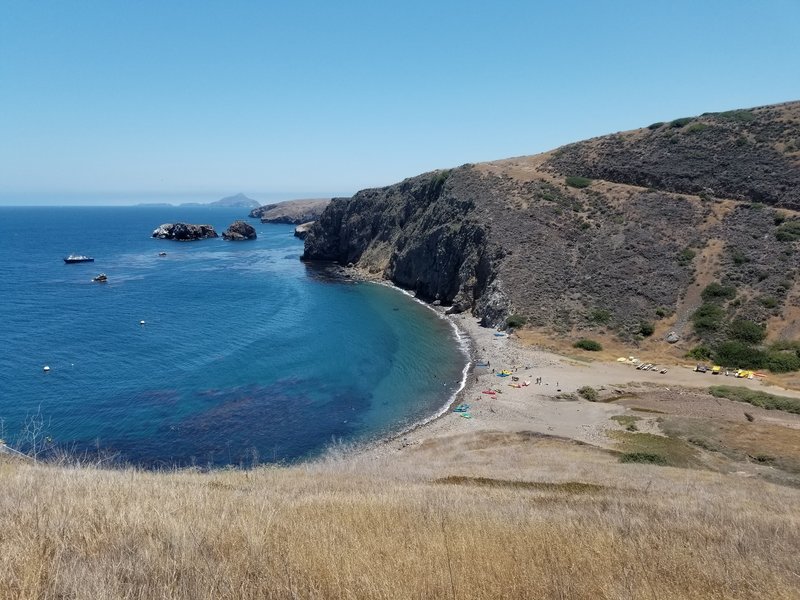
xmin=453 ymin=403 xmax=470 ymax=413
xmin=481 ymin=390 xmax=496 ymax=395
xmin=460 ymin=413 xmax=472 ymax=419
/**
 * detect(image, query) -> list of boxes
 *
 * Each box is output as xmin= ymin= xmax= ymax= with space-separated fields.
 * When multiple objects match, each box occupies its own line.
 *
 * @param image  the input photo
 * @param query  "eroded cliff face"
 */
xmin=303 ymin=168 xmax=508 ymax=324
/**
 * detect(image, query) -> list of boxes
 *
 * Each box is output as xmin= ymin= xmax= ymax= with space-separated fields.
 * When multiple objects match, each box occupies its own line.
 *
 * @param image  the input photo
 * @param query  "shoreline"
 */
xmin=353 ymin=303 xmax=800 ymax=463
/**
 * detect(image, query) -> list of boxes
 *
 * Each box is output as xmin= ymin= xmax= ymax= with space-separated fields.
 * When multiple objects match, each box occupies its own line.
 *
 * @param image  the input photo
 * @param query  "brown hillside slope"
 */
xmin=2 ymin=438 xmax=799 ymax=599
xmin=304 ymin=101 xmax=800 ymax=346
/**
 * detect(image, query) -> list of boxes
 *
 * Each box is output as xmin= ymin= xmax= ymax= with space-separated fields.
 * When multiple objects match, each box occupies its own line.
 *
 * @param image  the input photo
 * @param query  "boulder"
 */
xmin=152 ymin=223 xmax=218 ymax=241
xmin=222 ymin=220 xmax=257 ymax=241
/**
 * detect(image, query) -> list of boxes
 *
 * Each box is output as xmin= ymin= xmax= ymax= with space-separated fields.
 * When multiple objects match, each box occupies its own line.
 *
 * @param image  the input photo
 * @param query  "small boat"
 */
xmin=158 ymin=252 xmax=167 ymax=257
xmin=64 ymin=254 xmax=94 ymax=263
xmin=92 ymin=273 xmax=108 ymax=282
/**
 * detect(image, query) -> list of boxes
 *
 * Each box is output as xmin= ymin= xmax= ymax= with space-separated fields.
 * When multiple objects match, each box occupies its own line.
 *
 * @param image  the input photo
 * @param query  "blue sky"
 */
xmin=1 ymin=0 xmax=799 ymax=205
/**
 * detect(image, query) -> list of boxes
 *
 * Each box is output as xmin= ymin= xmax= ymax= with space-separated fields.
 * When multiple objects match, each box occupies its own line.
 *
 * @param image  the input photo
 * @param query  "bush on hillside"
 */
xmin=577 ymin=386 xmax=599 ymax=402
xmin=701 ymin=282 xmax=737 ymax=302
xmin=760 ymin=296 xmax=778 ymax=309
xmin=714 ymin=109 xmax=756 ymax=123
xmin=505 ymin=314 xmax=527 ymax=329
xmin=766 ymin=351 xmax=800 ymax=373
xmin=677 ymin=248 xmax=696 ymax=266
xmin=691 ymin=303 xmax=725 ymax=334
xmin=686 ymin=346 xmax=713 ymax=360
xmin=565 ymin=176 xmax=592 ymax=189
xmin=714 ymin=341 xmax=766 ymax=369
xmin=647 ymin=122 xmax=664 ymax=130
xmin=669 ymin=117 xmax=694 ymax=128
xmin=589 ymin=309 xmax=611 ymax=324
xmin=639 ymin=322 xmax=655 ymax=337
xmin=620 ymin=452 xmax=667 ymax=465
xmin=573 ymin=339 xmax=602 ymax=351
xmin=686 ymin=123 xmax=710 ymax=134
xmin=776 ymin=220 xmax=800 ymax=242
xmin=727 ymin=319 xmax=766 ymax=344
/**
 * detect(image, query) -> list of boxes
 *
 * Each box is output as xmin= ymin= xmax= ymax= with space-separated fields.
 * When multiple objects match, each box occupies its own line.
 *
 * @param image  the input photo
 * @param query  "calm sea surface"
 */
xmin=0 ymin=207 xmax=467 ymax=467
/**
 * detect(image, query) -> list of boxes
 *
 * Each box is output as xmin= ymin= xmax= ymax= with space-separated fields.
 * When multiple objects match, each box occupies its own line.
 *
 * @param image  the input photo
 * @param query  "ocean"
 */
xmin=0 ymin=206 xmax=468 ymax=467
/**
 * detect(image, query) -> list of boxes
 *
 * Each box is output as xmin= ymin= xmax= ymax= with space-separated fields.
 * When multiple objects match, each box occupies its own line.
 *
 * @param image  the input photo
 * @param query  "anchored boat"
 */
xmin=64 ymin=254 xmax=94 ymax=263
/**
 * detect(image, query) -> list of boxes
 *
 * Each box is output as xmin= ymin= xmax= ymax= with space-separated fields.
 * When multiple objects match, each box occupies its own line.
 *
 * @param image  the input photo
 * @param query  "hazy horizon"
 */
xmin=0 ymin=190 xmax=344 ymax=207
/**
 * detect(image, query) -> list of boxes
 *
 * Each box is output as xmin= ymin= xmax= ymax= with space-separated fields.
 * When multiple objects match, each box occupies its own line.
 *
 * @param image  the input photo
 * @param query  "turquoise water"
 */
xmin=0 ymin=207 xmax=467 ymax=467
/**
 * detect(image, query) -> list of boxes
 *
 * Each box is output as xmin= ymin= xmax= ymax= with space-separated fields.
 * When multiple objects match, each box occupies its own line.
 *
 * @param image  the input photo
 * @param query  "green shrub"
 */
xmin=677 ymin=248 xmax=696 ymax=266
xmin=669 ymin=117 xmax=694 ymax=128
xmin=577 ymin=386 xmax=598 ymax=401
xmin=709 ymin=386 xmax=800 ymax=414
xmin=647 ymin=122 xmax=664 ymax=130
xmin=589 ymin=308 xmax=611 ymax=324
xmin=715 ymin=109 xmax=756 ymax=123
xmin=505 ymin=314 xmax=527 ymax=329
xmin=775 ymin=221 xmax=800 ymax=242
xmin=730 ymin=248 xmax=749 ymax=265
xmin=686 ymin=346 xmax=713 ymax=360
xmin=691 ymin=303 xmax=725 ymax=333
xmin=565 ymin=176 xmax=592 ymax=189
xmin=428 ymin=170 xmax=451 ymax=196
xmin=727 ymin=319 xmax=766 ymax=344
xmin=701 ymin=282 xmax=736 ymax=302
xmin=766 ymin=351 xmax=800 ymax=373
xmin=620 ymin=452 xmax=667 ymax=465
xmin=655 ymin=307 xmax=668 ymax=318
xmin=759 ymin=296 xmax=778 ymax=308
xmin=714 ymin=341 xmax=766 ymax=369
xmin=573 ymin=339 xmax=602 ymax=351
xmin=639 ymin=322 xmax=655 ymax=337
xmin=686 ymin=123 xmax=710 ymax=134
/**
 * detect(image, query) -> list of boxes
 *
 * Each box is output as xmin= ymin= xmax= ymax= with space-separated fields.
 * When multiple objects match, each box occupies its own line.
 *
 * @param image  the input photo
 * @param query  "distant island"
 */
xmin=136 ymin=193 xmax=261 ymax=209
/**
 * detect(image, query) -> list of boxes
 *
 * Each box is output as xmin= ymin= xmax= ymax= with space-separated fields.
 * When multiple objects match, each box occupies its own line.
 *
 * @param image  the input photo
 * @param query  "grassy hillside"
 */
xmin=1 ymin=435 xmax=799 ymax=599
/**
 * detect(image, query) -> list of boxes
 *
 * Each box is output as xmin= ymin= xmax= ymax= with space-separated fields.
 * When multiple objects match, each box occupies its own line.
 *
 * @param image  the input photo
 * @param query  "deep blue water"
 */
xmin=0 ymin=207 xmax=467 ymax=467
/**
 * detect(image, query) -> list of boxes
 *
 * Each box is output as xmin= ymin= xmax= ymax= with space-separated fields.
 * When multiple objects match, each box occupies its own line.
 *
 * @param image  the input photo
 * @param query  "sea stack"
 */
xmin=152 ymin=223 xmax=218 ymax=241
xmin=222 ymin=220 xmax=257 ymax=241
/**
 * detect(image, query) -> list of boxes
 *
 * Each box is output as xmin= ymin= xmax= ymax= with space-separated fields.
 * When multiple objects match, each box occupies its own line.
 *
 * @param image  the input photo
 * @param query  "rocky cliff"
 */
xmin=303 ymin=101 xmax=800 ymax=346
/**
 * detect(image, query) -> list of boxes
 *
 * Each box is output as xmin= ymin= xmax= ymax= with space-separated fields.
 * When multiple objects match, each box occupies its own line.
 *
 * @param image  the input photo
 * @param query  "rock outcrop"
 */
xmin=152 ymin=223 xmax=218 ymax=241
xmin=222 ymin=220 xmax=257 ymax=241
xmin=250 ymin=199 xmax=331 ymax=224
xmin=294 ymin=221 xmax=315 ymax=240
xmin=303 ymin=101 xmax=800 ymax=338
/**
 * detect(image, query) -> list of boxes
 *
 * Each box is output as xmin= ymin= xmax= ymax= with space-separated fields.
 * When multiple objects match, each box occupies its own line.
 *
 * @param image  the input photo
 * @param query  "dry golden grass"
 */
xmin=2 ymin=435 xmax=800 ymax=600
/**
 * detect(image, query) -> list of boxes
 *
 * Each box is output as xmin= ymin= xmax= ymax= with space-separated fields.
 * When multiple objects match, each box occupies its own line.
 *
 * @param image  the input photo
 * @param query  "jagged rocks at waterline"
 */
xmin=152 ymin=223 xmax=218 ymax=241
xmin=294 ymin=221 xmax=315 ymax=240
xmin=222 ymin=220 xmax=257 ymax=241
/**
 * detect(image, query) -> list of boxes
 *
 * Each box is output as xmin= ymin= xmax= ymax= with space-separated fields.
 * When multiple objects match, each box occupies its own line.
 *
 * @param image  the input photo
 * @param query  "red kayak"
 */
xmin=481 ymin=390 xmax=496 ymax=395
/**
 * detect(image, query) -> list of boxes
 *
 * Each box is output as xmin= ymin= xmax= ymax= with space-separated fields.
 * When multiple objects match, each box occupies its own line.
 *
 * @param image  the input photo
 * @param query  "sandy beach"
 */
xmin=360 ymin=312 xmax=800 ymax=462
